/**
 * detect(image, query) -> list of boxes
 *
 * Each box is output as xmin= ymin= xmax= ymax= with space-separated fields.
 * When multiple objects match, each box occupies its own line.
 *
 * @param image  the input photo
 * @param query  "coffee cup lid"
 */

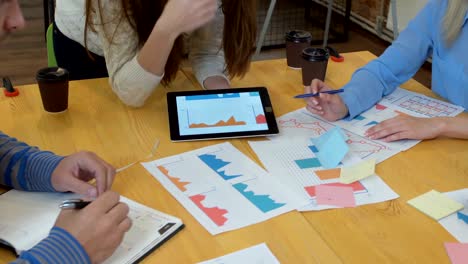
xmin=302 ymin=47 xmax=329 ymax=61
xmin=285 ymin=30 xmax=312 ymax=43
xmin=36 ymin=67 xmax=69 ymax=81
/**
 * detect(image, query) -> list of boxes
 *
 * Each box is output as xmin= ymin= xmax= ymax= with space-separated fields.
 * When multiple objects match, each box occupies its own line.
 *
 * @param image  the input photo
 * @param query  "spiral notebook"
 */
xmin=0 ymin=190 xmax=184 ymax=263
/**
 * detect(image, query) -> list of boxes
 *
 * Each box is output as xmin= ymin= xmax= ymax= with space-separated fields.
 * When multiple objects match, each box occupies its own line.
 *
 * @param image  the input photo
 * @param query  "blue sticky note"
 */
xmin=295 ymin=158 xmax=322 ymax=169
xmin=311 ymin=127 xmax=349 ymax=169
xmin=457 ymin=211 xmax=468 ymax=224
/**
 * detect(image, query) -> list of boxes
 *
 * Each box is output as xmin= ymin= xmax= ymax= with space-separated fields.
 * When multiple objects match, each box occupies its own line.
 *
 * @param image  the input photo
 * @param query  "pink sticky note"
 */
xmin=315 ymin=184 xmax=356 ymax=207
xmin=445 ymin=243 xmax=468 ymax=264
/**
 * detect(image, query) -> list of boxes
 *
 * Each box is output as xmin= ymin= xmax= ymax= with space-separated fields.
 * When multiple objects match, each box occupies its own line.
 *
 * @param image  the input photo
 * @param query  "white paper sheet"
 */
xmin=440 ymin=189 xmax=468 ymax=242
xmin=269 ymin=109 xmax=402 ymax=163
xmin=197 ymin=243 xmax=280 ymax=264
xmin=142 ymin=142 xmax=300 ymax=235
xmin=248 ymin=140 xmax=399 ymax=211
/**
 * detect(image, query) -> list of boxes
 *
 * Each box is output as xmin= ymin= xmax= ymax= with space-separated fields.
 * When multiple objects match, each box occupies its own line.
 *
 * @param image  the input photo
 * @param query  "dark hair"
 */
xmin=85 ymin=0 xmax=257 ymax=85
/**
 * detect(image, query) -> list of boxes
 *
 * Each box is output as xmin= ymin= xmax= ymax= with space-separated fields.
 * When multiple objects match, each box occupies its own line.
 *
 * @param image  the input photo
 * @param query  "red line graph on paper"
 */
xmin=278 ymin=118 xmax=329 ymax=137
xmin=345 ymin=133 xmax=388 ymax=160
xmin=398 ymin=96 xmax=459 ymax=117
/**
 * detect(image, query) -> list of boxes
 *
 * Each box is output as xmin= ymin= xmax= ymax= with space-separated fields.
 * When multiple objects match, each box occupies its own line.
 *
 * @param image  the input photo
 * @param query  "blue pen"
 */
xmin=294 ymin=88 xmax=344 ymax=98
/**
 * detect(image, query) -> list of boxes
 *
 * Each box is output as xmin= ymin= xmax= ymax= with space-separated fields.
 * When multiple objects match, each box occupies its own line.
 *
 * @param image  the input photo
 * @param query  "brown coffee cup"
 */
xmin=301 ymin=47 xmax=329 ymax=86
xmin=285 ymin=30 xmax=312 ymax=69
xmin=36 ymin=67 xmax=69 ymax=113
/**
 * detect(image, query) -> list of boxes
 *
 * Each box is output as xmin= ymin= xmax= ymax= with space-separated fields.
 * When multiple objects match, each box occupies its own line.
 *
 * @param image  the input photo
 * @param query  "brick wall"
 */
xmin=350 ymin=0 xmax=390 ymax=24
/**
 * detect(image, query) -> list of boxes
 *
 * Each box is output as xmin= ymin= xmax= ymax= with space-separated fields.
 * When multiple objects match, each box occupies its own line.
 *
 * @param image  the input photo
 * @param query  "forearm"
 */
xmin=137 ymin=21 xmax=178 ymax=77
xmin=436 ymin=116 xmax=468 ymax=139
xmin=12 ymin=227 xmax=90 ymax=264
xmin=189 ymin=7 xmax=228 ymax=88
xmin=0 ymin=133 xmax=63 ymax=191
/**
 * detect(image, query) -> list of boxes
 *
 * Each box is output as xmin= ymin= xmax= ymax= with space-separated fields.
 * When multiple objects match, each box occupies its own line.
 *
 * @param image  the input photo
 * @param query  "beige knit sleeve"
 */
xmin=188 ymin=4 xmax=229 ymax=88
xmin=92 ymin=1 xmax=163 ymax=107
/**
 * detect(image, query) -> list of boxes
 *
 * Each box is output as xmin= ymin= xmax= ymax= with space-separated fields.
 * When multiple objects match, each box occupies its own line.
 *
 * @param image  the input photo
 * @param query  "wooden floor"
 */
xmin=0 ymin=1 xmax=431 ymax=89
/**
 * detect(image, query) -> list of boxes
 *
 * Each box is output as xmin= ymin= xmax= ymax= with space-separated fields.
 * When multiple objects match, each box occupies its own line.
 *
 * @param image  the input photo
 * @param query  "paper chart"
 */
xmin=142 ymin=142 xmax=298 ymax=235
xmin=248 ymin=140 xmax=399 ymax=211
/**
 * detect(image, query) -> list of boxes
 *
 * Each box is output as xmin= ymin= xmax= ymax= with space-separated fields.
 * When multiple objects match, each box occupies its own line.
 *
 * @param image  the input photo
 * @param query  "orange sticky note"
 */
xmin=315 ymin=168 xmax=341 ymax=180
xmin=444 ymin=243 xmax=468 ymax=264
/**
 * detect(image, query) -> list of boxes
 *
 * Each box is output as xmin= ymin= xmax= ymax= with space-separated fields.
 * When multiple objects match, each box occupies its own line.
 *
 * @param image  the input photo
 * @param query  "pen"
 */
xmin=59 ymin=199 xmax=92 ymax=210
xmin=294 ymin=88 xmax=344 ymax=98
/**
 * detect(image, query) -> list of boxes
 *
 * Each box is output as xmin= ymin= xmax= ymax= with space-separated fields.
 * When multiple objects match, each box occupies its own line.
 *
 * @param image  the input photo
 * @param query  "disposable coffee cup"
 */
xmin=285 ymin=30 xmax=312 ymax=69
xmin=36 ymin=67 xmax=69 ymax=113
xmin=301 ymin=47 xmax=329 ymax=86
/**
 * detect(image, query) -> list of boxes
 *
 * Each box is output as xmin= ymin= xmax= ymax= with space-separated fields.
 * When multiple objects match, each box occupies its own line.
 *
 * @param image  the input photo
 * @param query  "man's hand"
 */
xmin=54 ymin=191 xmax=132 ymax=264
xmin=51 ymin=151 xmax=116 ymax=198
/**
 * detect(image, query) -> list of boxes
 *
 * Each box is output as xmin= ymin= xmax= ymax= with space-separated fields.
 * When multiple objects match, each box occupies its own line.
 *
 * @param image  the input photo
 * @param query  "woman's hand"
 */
xmin=158 ymin=0 xmax=218 ymax=36
xmin=365 ymin=115 xmax=444 ymax=142
xmin=305 ymin=79 xmax=348 ymax=121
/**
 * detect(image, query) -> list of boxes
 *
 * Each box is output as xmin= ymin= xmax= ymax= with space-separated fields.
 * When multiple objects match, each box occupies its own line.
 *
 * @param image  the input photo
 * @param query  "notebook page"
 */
xmin=0 ymin=190 xmax=182 ymax=263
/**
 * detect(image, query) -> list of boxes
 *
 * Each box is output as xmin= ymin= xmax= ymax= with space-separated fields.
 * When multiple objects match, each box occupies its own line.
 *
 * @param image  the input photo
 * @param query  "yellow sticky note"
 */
xmin=339 ymin=159 xmax=376 ymax=184
xmin=407 ymin=190 xmax=464 ymax=220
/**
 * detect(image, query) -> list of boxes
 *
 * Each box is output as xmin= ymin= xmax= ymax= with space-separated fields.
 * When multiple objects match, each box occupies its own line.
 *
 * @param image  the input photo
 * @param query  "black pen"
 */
xmin=59 ymin=199 xmax=92 ymax=210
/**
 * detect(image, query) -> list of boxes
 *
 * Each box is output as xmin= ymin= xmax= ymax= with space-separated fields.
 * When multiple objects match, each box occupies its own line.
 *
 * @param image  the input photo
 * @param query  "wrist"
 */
xmin=434 ymin=117 xmax=448 ymax=137
xmin=154 ymin=17 xmax=181 ymax=42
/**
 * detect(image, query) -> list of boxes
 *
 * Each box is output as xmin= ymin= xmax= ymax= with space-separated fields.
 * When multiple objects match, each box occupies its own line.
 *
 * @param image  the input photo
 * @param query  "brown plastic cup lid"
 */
xmin=302 ymin=47 xmax=329 ymax=62
xmin=285 ymin=30 xmax=312 ymax=43
xmin=36 ymin=67 xmax=69 ymax=82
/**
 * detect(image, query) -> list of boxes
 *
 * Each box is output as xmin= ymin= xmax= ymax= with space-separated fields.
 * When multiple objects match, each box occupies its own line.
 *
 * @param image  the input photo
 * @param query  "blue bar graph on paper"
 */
xmin=233 ymin=183 xmax=285 ymax=213
xmin=354 ymin=115 xmax=366 ymax=121
xmin=309 ymin=145 xmax=319 ymax=153
xmin=186 ymin=93 xmax=241 ymax=100
xmin=295 ymin=158 xmax=322 ymax=169
xmin=199 ymin=154 xmax=242 ymax=180
xmin=365 ymin=121 xmax=379 ymax=126
xmin=457 ymin=211 xmax=468 ymax=224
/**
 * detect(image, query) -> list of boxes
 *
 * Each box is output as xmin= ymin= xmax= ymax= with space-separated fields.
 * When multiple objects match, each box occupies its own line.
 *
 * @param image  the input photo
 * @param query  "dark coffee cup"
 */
xmin=301 ymin=47 xmax=329 ymax=86
xmin=36 ymin=67 xmax=69 ymax=113
xmin=285 ymin=30 xmax=312 ymax=69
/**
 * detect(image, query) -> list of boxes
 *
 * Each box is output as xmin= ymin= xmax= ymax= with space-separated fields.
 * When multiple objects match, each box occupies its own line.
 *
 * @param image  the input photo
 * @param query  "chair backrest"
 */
xmin=46 ymin=23 xmax=58 ymax=67
xmin=43 ymin=0 xmax=55 ymax=37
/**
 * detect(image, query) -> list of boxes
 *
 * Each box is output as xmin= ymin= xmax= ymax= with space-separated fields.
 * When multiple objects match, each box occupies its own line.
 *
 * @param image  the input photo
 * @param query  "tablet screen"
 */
xmin=167 ymin=87 xmax=278 ymax=141
xmin=176 ymin=92 xmax=268 ymax=136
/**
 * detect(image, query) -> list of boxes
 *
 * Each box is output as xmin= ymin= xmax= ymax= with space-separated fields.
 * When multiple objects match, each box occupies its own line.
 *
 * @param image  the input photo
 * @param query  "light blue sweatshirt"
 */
xmin=340 ymin=0 xmax=468 ymax=119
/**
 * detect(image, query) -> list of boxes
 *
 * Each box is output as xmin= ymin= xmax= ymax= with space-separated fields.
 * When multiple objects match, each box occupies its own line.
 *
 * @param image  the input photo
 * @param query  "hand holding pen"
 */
xmin=303 ymin=79 xmax=349 ymax=122
xmin=294 ymin=88 xmax=344 ymax=98
xmin=55 ymin=191 xmax=132 ymax=264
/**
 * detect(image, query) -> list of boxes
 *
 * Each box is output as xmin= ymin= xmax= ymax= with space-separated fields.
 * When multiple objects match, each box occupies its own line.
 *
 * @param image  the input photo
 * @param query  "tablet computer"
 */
xmin=167 ymin=87 xmax=279 ymax=141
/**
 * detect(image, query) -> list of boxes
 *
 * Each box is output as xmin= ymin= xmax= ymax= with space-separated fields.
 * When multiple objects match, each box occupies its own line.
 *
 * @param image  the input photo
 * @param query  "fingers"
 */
xmin=365 ymin=118 xmax=406 ymax=140
xmin=86 ymin=191 xmax=120 ymax=215
xmin=77 ymin=152 xmax=116 ymax=196
xmin=65 ymin=176 xmax=98 ymax=198
xmin=107 ymin=202 xmax=130 ymax=226
xmin=118 ymin=217 xmax=132 ymax=233
xmin=380 ymin=132 xmax=410 ymax=142
xmin=306 ymin=104 xmax=324 ymax=116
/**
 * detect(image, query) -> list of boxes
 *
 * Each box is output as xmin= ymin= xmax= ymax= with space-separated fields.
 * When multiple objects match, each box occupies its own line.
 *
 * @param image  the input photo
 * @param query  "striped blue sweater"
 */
xmin=1 ymin=132 xmax=90 ymax=264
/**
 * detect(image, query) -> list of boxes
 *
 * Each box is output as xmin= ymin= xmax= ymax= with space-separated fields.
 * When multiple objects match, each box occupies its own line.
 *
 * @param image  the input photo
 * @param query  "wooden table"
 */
xmin=1 ymin=51 xmax=466 ymax=263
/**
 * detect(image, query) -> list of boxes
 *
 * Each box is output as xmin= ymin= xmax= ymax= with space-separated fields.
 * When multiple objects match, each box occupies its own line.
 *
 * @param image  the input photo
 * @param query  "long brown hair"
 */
xmin=85 ymin=0 xmax=257 ymax=85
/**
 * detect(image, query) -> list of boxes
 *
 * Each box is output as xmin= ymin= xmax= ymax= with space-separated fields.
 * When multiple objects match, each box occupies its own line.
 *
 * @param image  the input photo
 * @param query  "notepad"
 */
xmin=407 ymin=190 xmax=464 ymax=220
xmin=0 ymin=190 xmax=183 ymax=264
xmin=340 ymin=159 xmax=376 ymax=184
